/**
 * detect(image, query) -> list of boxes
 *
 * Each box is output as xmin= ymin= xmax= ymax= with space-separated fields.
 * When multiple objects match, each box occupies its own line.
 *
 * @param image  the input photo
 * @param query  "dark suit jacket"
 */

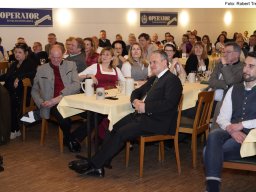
xmin=130 ymin=70 xmax=182 ymax=135
xmin=99 ymin=39 xmax=111 ymax=48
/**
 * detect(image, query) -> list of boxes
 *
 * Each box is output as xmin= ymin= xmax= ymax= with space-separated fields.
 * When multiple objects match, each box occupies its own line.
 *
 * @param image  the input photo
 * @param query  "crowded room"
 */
xmin=0 ymin=8 xmax=256 ymax=192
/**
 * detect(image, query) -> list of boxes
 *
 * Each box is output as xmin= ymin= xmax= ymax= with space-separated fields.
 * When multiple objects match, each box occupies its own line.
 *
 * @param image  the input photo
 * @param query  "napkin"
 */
xmin=240 ymin=129 xmax=256 ymax=158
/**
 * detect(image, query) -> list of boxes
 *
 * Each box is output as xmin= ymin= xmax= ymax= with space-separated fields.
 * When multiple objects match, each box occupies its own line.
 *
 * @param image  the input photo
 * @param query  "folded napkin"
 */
xmin=240 ymin=129 xmax=256 ymax=158
xmin=20 ymin=110 xmax=41 ymax=123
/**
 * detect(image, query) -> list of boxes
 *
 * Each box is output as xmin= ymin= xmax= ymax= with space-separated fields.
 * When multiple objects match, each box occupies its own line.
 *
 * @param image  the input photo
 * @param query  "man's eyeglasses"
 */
xmin=165 ymin=50 xmax=174 ymax=52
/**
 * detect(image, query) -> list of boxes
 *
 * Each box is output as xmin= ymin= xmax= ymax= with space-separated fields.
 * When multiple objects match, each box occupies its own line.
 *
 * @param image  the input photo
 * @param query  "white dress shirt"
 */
xmin=217 ymin=85 xmax=256 ymax=130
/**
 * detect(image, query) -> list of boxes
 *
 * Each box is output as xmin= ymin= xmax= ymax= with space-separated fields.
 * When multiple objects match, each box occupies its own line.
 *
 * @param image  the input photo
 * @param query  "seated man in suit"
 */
xmin=204 ymin=52 xmax=256 ymax=192
xmin=32 ymin=45 xmax=83 ymax=153
xmin=69 ymin=50 xmax=183 ymax=177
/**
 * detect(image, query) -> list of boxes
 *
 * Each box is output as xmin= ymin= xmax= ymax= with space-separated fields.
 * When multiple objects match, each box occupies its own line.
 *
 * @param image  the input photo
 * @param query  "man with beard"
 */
xmin=203 ymin=52 xmax=256 ymax=192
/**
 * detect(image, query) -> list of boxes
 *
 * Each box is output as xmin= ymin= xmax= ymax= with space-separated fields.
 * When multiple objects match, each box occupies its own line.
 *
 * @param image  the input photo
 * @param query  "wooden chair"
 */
xmin=41 ymin=118 xmax=64 ymax=152
xmin=41 ymin=115 xmax=84 ymax=153
xmin=0 ymin=61 xmax=8 ymax=75
xmin=125 ymin=95 xmax=183 ymax=177
xmin=22 ymin=78 xmax=37 ymax=141
xmin=223 ymin=156 xmax=256 ymax=171
xmin=179 ymin=91 xmax=214 ymax=168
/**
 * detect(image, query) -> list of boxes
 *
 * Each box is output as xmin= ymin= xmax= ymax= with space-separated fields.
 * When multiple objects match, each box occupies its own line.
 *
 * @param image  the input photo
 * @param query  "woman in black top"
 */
xmin=185 ymin=41 xmax=209 ymax=75
xmin=0 ymin=43 xmax=37 ymax=139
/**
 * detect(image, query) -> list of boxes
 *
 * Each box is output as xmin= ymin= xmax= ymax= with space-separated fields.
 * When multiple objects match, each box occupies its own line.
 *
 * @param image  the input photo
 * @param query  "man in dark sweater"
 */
xmin=204 ymin=52 xmax=256 ymax=192
xmin=98 ymin=30 xmax=111 ymax=48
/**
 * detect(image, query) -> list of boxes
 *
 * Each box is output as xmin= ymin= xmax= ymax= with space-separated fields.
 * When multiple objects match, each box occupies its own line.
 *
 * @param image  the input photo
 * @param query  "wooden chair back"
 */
xmin=125 ymin=94 xmax=183 ymax=177
xmin=0 ymin=61 xmax=8 ymax=75
xmin=179 ymin=91 xmax=214 ymax=168
xmin=194 ymin=91 xmax=214 ymax=136
xmin=22 ymin=78 xmax=37 ymax=141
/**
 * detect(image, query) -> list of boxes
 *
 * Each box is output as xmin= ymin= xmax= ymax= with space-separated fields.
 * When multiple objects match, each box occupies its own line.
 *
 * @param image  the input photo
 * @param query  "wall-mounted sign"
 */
xmin=140 ymin=12 xmax=178 ymax=27
xmin=0 ymin=8 xmax=53 ymax=27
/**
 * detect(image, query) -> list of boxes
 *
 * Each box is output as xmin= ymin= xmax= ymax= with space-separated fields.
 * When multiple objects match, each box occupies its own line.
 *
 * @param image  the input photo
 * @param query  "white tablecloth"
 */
xmin=57 ymin=89 xmax=134 ymax=130
xmin=58 ymin=83 xmax=208 ymax=130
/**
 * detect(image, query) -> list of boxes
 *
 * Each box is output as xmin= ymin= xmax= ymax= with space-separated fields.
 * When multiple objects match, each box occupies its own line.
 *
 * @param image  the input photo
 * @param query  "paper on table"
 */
xmin=240 ymin=128 xmax=256 ymax=158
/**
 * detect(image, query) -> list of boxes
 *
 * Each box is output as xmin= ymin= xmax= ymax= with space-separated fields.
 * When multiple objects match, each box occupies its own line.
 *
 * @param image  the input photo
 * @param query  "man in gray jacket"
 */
xmin=208 ymin=42 xmax=244 ymax=129
xmin=32 ymin=45 xmax=81 ymax=152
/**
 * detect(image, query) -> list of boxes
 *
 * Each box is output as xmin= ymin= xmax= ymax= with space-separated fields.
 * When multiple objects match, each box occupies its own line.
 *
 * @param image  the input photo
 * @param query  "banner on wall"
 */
xmin=140 ymin=12 xmax=178 ymax=27
xmin=0 ymin=8 xmax=53 ymax=27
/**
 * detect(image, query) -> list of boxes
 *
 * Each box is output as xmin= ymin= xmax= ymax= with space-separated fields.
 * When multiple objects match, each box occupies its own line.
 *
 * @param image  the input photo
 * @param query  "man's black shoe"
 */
xmin=74 ymin=155 xmax=112 ymax=169
xmin=68 ymin=159 xmax=89 ymax=171
xmin=68 ymin=141 xmax=81 ymax=153
xmin=85 ymin=167 xmax=105 ymax=177
xmin=75 ymin=165 xmax=105 ymax=177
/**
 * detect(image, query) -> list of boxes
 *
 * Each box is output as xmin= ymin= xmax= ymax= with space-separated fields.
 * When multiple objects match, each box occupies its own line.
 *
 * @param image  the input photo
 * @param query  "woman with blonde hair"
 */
xmin=185 ymin=41 xmax=209 ymax=75
xmin=121 ymin=42 xmax=150 ymax=81
xmin=79 ymin=47 xmax=125 ymax=89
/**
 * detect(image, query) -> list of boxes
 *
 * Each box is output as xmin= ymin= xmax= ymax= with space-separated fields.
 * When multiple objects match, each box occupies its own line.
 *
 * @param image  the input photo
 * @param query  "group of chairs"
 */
xmin=21 ymin=78 xmax=256 ymax=178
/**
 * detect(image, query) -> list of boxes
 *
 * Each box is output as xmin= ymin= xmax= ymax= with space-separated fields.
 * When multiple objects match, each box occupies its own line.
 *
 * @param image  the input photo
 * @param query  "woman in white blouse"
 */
xmin=79 ymin=47 xmax=125 ymax=89
xmin=121 ymin=42 xmax=150 ymax=81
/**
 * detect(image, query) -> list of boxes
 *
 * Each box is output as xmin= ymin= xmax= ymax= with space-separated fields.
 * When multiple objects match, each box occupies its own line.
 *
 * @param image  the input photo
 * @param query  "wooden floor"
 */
xmin=0 ymin=123 xmax=255 ymax=192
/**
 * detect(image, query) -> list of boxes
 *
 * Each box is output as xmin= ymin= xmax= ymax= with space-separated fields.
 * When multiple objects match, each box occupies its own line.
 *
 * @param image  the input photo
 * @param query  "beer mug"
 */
xmin=81 ymin=78 xmax=94 ymax=96
xmin=96 ymin=87 xmax=105 ymax=100
xmin=188 ymin=73 xmax=196 ymax=83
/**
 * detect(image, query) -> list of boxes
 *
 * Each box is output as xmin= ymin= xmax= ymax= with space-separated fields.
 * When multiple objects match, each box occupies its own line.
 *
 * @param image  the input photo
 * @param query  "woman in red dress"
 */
xmin=79 ymin=47 xmax=125 ymax=89
xmin=84 ymin=37 xmax=99 ymax=67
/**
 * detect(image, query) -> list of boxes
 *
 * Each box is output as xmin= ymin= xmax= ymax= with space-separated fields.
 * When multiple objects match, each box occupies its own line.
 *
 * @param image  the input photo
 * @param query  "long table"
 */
xmin=57 ymin=83 xmax=208 ymax=157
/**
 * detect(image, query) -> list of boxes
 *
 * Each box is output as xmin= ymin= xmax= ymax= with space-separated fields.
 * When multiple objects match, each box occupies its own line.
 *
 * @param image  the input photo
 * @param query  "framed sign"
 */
xmin=0 ymin=8 xmax=53 ymax=27
xmin=140 ymin=12 xmax=178 ymax=27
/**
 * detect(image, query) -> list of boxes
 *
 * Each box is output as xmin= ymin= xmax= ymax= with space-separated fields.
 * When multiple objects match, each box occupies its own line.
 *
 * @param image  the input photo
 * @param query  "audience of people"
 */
xmin=1 ymin=29 xmax=256 ymax=190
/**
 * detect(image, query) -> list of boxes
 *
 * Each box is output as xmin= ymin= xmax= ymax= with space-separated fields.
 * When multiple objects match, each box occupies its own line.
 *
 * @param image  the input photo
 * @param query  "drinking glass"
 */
xmin=115 ymin=81 xmax=122 ymax=94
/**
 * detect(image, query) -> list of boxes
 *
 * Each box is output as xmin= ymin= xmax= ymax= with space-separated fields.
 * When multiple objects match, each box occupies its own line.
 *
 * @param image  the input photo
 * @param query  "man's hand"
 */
xmin=230 ymin=131 xmax=246 ymax=144
xmin=14 ymin=78 xmax=19 ymax=88
xmin=41 ymin=95 xmax=62 ymax=108
xmin=226 ymin=123 xmax=243 ymax=134
xmin=133 ymin=99 xmax=145 ymax=113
